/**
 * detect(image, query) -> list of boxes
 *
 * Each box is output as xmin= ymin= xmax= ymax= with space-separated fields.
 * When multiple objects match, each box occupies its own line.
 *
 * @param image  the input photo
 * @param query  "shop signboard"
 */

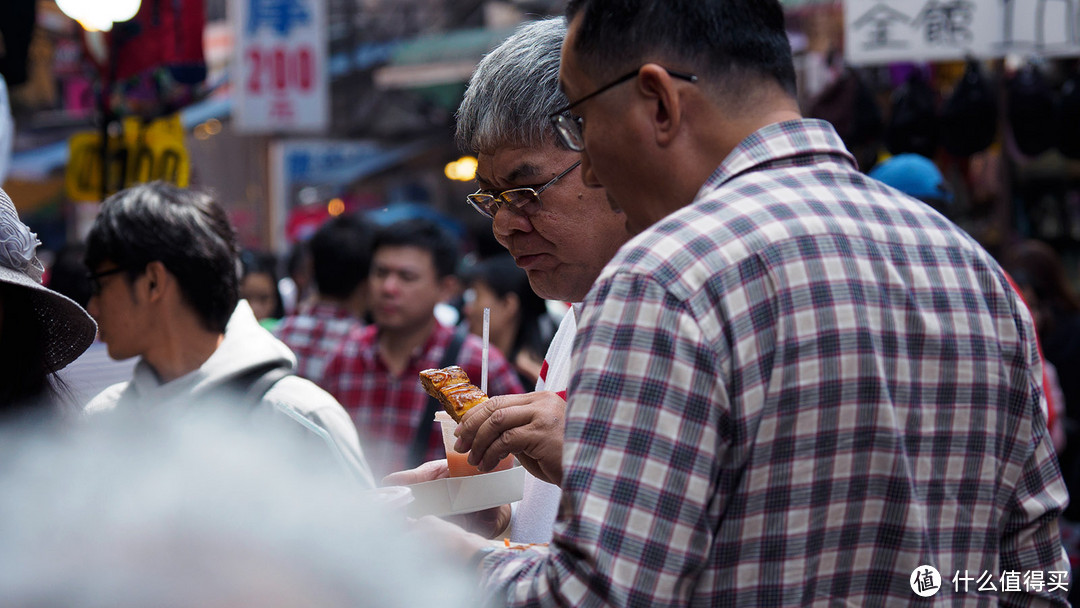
xmin=65 ymin=115 xmax=190 ymax=203
xmin=231 ymin=0 xmax=328 ymax=133
xmin=268 ymin=139 xmax=399 ymax=247
xmin=844 ymin=0 xmax=1080 ymax=65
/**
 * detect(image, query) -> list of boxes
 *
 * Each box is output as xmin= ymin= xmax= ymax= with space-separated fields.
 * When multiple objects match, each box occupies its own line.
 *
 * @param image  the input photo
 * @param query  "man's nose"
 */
xmin=580 ymin=152 xmax=602 ymax=189
xmin=491 ymin=205 xmax=534 ymax=239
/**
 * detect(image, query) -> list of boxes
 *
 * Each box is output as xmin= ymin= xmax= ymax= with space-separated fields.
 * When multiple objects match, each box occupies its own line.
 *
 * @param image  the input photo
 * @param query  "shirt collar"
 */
xmin=701 ymin=119 xmax=857 ymax=195
xmin=305 ymin=301 xmax=356 ymax=320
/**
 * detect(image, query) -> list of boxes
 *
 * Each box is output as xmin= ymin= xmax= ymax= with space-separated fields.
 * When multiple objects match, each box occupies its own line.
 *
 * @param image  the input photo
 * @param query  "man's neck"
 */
xmin=314 ymin=293 xmax=364 ymax=319
xmin=144 ymin=320 xmax=225 ymax=384
xmin=377 ymin=316 xmax=439 ymax=376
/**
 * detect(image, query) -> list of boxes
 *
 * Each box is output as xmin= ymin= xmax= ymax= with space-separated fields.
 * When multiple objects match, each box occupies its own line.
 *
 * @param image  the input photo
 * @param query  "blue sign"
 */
xmin=246 ymin=0 xmax=311 ymax=36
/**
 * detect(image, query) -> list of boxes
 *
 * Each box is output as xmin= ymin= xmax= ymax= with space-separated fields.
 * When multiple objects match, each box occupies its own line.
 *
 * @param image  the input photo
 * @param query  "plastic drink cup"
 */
xmin=434 ymin=411 xmax=514 ymax=477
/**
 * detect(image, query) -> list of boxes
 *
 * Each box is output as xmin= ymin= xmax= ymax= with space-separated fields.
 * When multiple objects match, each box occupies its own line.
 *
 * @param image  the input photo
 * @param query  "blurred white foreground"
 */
xmin=0 ymin=406 xmax=472 ymax=607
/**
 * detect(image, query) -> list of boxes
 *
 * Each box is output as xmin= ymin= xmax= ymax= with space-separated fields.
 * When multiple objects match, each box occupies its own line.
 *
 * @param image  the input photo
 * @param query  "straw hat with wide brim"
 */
xmin=0 ymin=189 xmax=96 ymax=373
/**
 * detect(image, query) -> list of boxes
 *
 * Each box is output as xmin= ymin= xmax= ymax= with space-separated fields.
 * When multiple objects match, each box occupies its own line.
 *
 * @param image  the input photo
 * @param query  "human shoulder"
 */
xmin=258 ymin=373 xmax=375 ymax=488
xmin=83 ymin=381 xmax=132 ymax=414
xmin=262 ymin=374 xmax=340 ymax=413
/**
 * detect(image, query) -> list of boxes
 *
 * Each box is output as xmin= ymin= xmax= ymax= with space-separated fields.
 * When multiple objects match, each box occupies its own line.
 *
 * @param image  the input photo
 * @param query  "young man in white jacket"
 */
xmin=83 ymin=182 xmax=374 ymax=487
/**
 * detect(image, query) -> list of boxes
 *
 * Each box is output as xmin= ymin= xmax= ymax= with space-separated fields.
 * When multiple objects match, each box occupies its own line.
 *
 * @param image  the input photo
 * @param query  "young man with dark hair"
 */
xmin=83 ymin=182 xmax=374 ymax=487
xmin=322 ymin=218 xmax=523 ymax=477
xmin=276 ymin=213 xmax=374 ymax=384
xmin=430 ymin=2 xmax=1070 ymax=605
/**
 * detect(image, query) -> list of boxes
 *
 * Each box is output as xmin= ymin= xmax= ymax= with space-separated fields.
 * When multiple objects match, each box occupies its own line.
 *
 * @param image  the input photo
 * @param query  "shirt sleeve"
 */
xmin=999 ymin=332 xmax=1071 ymax=607
xmin=482 ymin=271 xmax=728 ymax=606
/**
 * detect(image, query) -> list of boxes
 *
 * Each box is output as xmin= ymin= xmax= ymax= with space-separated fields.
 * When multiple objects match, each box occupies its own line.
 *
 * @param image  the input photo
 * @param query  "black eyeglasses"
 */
xmin=466 ymin=161 xmax=581 ymax=219
xmin=86 ymin=267 xmax=127 ymax=296
xmin=549 ymin=66 xmax=697 ymax=151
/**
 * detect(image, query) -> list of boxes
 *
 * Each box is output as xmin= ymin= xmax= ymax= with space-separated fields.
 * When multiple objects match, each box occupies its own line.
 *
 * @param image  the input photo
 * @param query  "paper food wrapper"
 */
xmin=406 ymin=465 xmax=526 ymax=518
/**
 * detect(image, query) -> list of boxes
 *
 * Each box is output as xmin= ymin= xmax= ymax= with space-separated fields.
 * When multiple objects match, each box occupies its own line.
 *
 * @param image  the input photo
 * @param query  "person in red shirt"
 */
xmin=276 ymin=213 xmax=374 ymax=385
xmin=322 ymin=218 xmax=523 ymax=477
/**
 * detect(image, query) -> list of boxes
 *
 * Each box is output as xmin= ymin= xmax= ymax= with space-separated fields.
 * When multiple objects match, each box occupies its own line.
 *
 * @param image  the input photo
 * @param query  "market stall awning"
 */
xmin=372 ymin=27 xmax=518 ymax=90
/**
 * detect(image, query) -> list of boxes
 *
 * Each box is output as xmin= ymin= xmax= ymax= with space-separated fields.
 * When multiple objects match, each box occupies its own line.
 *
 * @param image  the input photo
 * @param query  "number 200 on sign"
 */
xmin=245 ymin=46 xmax=315 ymax=94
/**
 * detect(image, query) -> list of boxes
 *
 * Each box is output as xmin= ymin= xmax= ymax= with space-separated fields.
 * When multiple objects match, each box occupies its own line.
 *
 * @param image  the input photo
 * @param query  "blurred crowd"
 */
xmin=1 ymin=1 xmax=1080 ymax=606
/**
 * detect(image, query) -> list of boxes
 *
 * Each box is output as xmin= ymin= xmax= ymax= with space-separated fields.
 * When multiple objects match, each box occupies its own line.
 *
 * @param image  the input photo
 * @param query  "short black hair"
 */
xmin=309 ymin=213 xmax=375 ymax=299
xmin=565 ymin=0 xmax=797 ymax=98
xmin=372 ymin=218 xmax=459 ymax=279
xmin=84 ymin=182 xmax=239 ymax=333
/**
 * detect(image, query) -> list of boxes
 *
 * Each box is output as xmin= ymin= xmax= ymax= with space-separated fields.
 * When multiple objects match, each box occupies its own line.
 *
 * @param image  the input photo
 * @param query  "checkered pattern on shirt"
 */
xmin=274 ymin=303 xmax=364 ymax=385
xmin=322 ymin=320 xmax=524 ymax=475
xmin=482 ymin=119 xmax=1070 ymax=606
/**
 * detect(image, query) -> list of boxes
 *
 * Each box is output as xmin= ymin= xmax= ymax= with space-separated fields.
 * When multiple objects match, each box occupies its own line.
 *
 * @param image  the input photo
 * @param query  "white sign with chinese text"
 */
xmin=844 ymin=0 xmax=1080 ymax=65
xmin=231 ymin=0 xmax=328 ymax=133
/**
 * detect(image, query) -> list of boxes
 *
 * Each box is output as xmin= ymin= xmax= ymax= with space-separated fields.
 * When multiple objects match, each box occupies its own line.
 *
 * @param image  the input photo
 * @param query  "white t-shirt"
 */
xmin=508 ymin=305 xmax=578 ymax=543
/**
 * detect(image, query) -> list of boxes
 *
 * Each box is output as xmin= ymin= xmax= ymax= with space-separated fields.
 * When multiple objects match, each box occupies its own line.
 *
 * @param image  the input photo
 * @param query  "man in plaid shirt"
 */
xmin=276 ymin=214 xmax=373 ymax=385
xmin=427 ymin=1 xmax=1072 ymax=605
xmin=322 ymin=219 xmax=523 ymax=477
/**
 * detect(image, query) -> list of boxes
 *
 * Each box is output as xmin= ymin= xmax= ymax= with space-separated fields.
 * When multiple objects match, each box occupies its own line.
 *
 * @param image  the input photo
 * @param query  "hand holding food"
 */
xmin=453 ymin=391 xmax=566 ymax=486
xmin=420 ymin=366 xmax=514 ymax=477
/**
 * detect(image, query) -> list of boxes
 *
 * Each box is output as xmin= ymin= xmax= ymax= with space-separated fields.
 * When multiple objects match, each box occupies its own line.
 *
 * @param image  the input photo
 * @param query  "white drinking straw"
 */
xmin=481 ymin=307 xmax=490 ymax=395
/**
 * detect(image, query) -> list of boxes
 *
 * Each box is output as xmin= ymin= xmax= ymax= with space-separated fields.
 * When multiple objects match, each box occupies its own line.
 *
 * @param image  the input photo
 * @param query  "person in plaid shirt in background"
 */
xmin=426 ymin=0 xmax=1072 ymax=605
xmin=275 ymin=213 xmax=374 ymax=385
xmin=322 ymin=218 xmax=523 ymax=477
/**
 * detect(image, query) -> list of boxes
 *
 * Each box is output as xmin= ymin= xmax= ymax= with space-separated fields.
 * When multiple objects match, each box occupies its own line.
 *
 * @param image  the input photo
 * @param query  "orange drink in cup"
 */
xmin=435 ymin=411 xmax=514 ymax=477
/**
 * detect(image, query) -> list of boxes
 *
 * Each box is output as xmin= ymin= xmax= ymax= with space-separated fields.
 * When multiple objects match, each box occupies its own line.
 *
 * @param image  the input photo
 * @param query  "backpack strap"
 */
xmin=407 ymin=326 xmax=468 ymax=468
xmin=225 ymin=360 xmax=294 ymax=409
xmin=243 ymin=365 xmax=294 ymax=407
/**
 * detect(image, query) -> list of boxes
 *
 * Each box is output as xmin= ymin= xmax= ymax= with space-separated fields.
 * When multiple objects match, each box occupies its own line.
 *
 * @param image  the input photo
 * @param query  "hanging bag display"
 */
xmin=886 ymin=70 xmax=939 ymax=158
xmin=941 ymin=59 xmax=998 ymax=157
xmin=1007 ymin=62 xmax=1058 ymax=158
xmin=1058 ymin=72 xmax=1080 ymax=159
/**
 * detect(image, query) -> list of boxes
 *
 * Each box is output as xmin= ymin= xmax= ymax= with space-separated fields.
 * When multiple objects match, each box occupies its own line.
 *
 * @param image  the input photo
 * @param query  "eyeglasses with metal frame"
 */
xmin=548 ymin=66 xmax=697 ymax=152
xmin=466 ymin=160 xmax=581 ymax=219
xmin=86 ymin=266 xmax=127 ymax=296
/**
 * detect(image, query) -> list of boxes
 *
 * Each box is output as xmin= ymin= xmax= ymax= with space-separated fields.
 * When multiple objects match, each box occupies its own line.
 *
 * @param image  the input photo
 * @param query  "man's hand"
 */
xmin=408 ymin=515 xmax=492 ymax=573
xmin=382 ymin=459 xmax=449 ymax=486
xmin=383 ymin=460 xmax=511 ymax=538
xmin=455 ymin=391 xmax=565 ymax=486
xmin=447 ymin=504 xmax=512 ymax=540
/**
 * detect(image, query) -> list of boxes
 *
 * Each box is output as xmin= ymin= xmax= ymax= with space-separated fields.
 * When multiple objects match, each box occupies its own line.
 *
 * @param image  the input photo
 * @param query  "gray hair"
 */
xmin=456 ymin=17 xmax=569 ymax=153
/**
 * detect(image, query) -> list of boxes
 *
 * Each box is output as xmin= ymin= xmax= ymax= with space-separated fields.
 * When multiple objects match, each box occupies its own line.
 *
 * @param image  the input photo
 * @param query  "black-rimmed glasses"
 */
xmin=466 ymin=160 xmax=581 ymax=219
xmin=86 ymin=267 xmax=126 ymax=296
xmin=549 ymin=66 xmax=697 ymax=151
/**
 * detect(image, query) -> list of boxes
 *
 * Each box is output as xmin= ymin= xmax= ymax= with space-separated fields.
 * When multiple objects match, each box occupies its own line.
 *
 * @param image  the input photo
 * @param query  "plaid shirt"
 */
xmin=322 ymin=320 xmax=524 ymax=475
xmin=483 ymin=119 xmax=1070 ymax=606
xmin=274 ymin=302 xmax=364 ymax=385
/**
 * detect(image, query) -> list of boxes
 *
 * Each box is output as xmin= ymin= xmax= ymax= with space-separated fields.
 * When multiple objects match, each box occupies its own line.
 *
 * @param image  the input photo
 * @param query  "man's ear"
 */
xmin=143 ymin=261 xmax=169 ymax=302
xmin=637 ymin=63 xmax=685 ymax=148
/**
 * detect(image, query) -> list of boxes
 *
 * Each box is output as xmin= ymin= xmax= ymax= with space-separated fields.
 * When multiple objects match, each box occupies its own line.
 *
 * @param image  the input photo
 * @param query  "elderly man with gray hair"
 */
xmin=386 ymin=17 xmax=629 ymax=543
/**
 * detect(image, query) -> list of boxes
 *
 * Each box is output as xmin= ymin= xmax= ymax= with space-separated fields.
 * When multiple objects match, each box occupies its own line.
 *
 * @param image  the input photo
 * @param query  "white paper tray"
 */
xmin=405 ymin=465 xmax=526 ymax=518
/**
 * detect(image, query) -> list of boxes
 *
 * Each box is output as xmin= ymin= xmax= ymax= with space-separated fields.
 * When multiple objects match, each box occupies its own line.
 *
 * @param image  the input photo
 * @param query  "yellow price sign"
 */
xmin=65 ymin=114 xmax=191 ymax=202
